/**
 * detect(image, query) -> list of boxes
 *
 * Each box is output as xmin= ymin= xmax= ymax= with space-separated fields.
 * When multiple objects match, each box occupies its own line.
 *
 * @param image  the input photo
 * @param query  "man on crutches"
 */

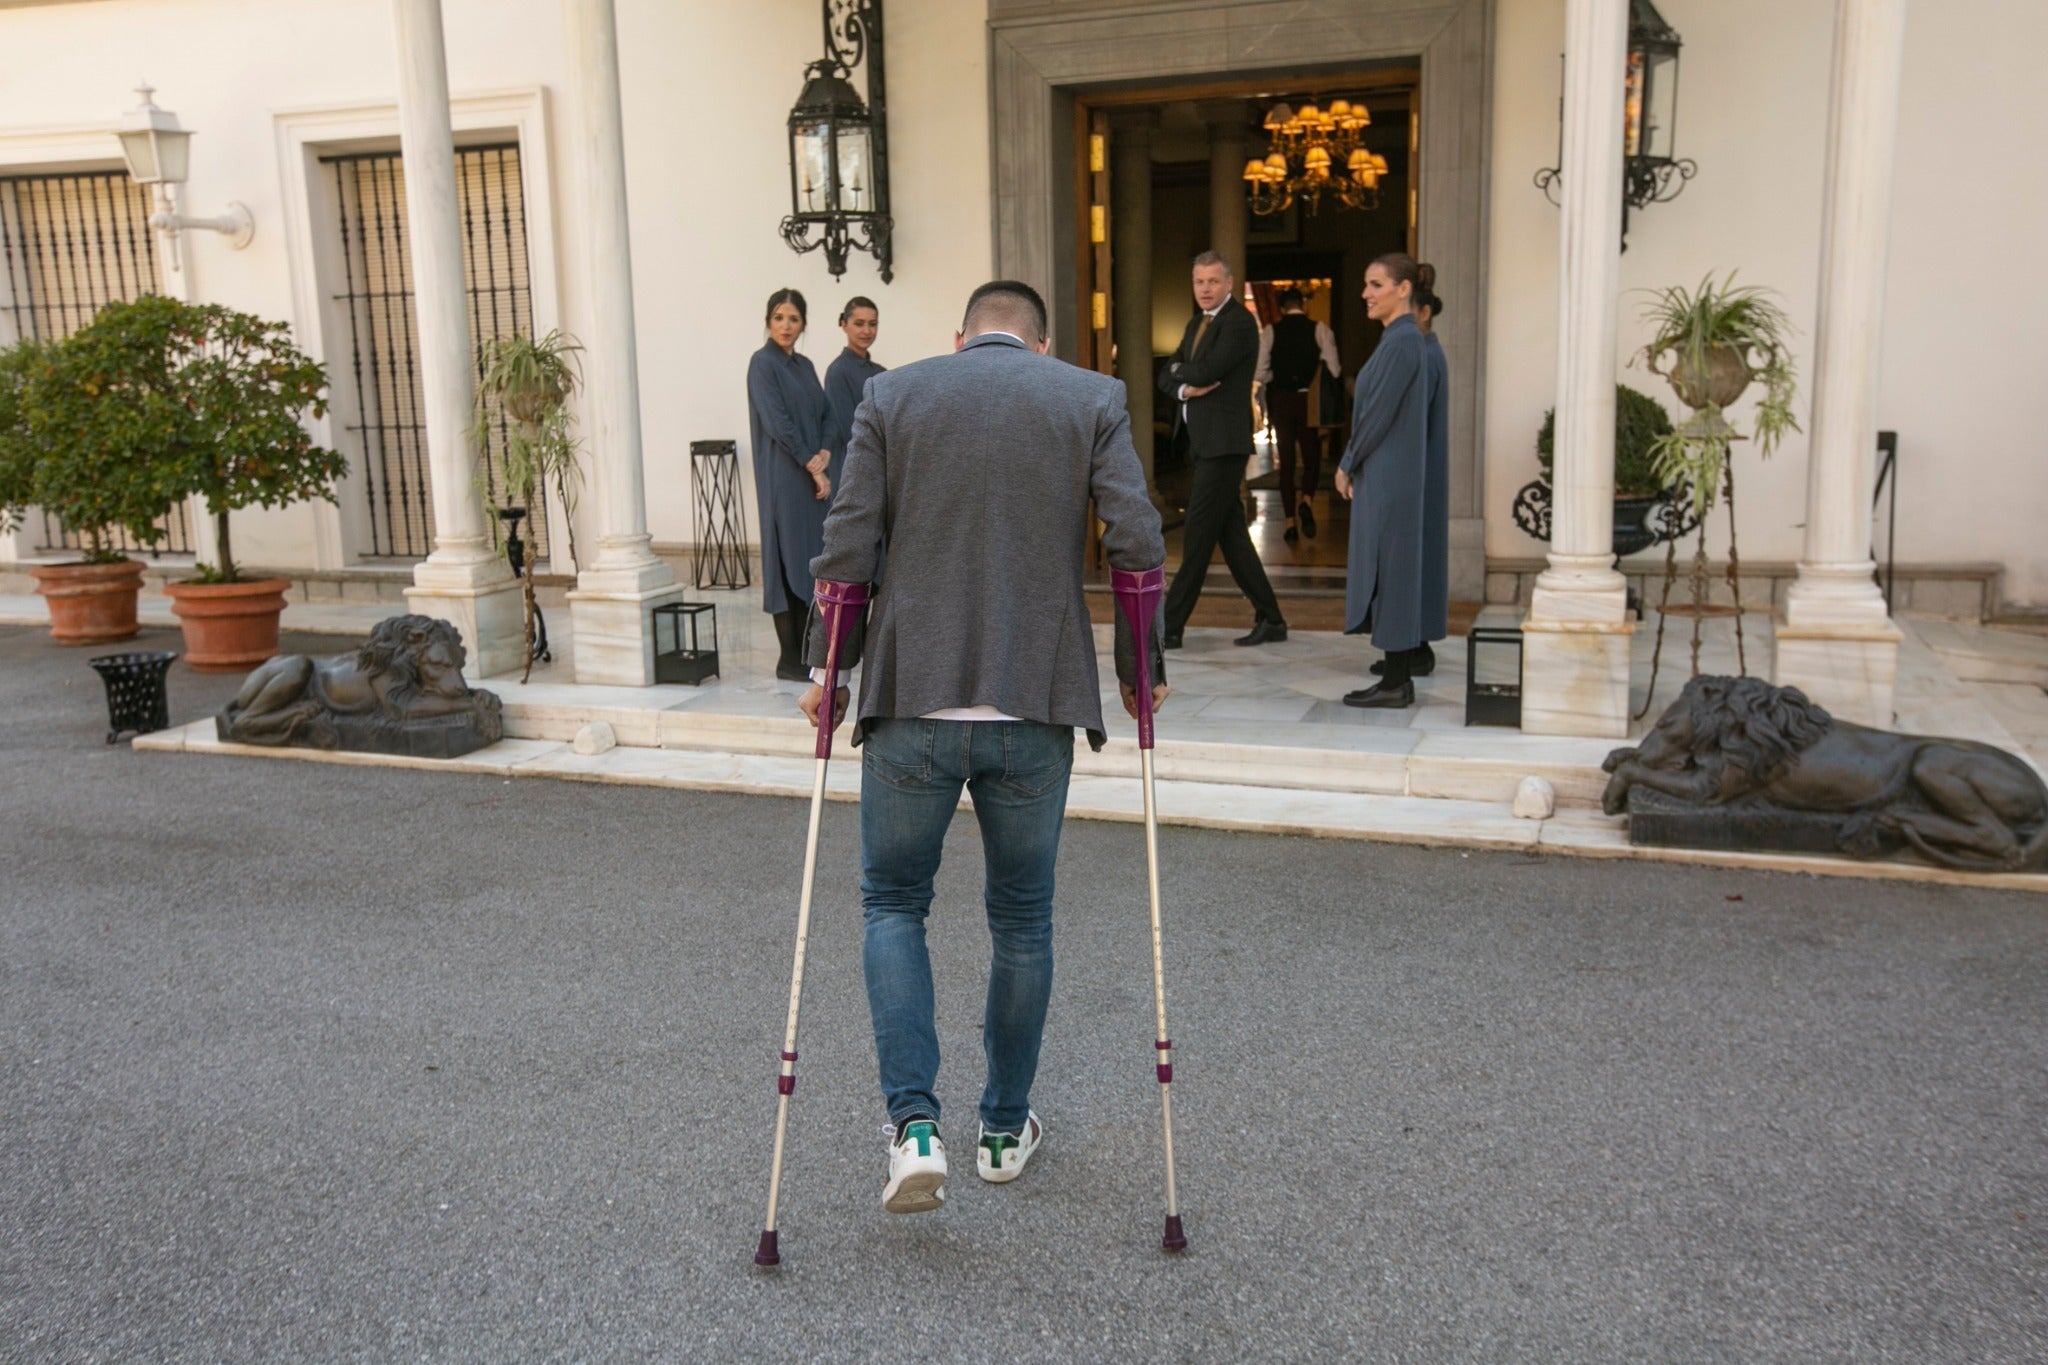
xmin=796 ymin=280 xmax=1167 ymax=1220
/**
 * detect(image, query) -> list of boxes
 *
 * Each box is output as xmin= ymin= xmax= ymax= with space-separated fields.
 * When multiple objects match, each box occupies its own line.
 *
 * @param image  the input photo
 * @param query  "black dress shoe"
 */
xmin=1284 ymin=522 xmax=1299 ymax=544
xmin=776 ymin=662 xmax=812 ymax=682
xmin=1234 ymin=619 xmax=1288 ymax=646
xmin=1298 ymin=501 xmax=1317 ymax=539
xmin=1343 ymin=679 xmax=1415 ymax=708
xmin=1163 ymin=631 xmax=1184 ymax=650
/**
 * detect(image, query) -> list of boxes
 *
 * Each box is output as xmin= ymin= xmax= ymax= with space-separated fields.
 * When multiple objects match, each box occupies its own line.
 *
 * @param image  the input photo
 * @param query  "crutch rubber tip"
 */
xmin=754 ymin=1230 xmax=780 ymax=1267
xmin=1162 ymin=1215 xmax=1188 ymax=1252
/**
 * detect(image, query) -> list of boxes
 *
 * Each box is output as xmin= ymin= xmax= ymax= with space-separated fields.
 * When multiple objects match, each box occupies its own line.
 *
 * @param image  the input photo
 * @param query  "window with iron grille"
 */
xmin=325 ymin=143 xmax=545 ymax=562
xmin=0 ymin=168 xmax=195 ymax=557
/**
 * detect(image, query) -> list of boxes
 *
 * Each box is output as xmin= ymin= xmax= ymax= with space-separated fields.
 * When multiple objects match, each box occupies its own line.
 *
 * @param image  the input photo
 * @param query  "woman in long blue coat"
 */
xmin=823 ymin=295 xmax=885 ymax=497
xmin=747 ymin=288 xmax=833 ymax=681
xmin=1334 ymin=254 xmax=1432 ymax=709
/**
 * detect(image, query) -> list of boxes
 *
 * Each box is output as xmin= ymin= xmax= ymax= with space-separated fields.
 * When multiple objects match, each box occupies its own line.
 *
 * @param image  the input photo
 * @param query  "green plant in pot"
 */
xmin=4 ymin=314 xmax=203 ymax=645
xmin=1629 ymin=271 xmax=1802 ymax=699
xmin=472 ymin=329 xmax=585 ymax=682
xmin=133 ymin=297 xmax=346 ymax=672
xmin=1635 ymin=270 xmax=1800 ymax=517
xmin=1535 ymin=384 xmax=1678 ymax=556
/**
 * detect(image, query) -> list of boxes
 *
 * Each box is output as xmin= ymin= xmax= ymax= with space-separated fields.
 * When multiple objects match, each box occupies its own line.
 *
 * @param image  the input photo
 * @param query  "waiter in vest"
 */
xmin=1254 ymin=286 xmax=1342 ymax=546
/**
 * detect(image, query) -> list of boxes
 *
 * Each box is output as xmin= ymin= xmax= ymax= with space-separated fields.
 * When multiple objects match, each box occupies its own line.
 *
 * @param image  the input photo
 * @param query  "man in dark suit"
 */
xmin=1156 ymin=250 xmax=1287 ymax=647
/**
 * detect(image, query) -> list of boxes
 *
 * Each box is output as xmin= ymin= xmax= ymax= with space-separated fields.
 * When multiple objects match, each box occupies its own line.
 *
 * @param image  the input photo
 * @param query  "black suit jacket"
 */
xmin=1158 ymin=295 xmax=1259 ymax=460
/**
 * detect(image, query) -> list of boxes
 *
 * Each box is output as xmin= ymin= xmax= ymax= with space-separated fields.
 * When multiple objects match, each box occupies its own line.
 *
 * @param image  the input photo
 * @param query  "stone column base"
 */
xmin=568 ymin=581 xmax=689 ymax=686
xmin=1771 ymin=622 xmax=1902 ymax=728
xmin=1520 ymin=619 xmax=1637 ymax=738
xmin=403 ymin=579 xmax=526 ymax=681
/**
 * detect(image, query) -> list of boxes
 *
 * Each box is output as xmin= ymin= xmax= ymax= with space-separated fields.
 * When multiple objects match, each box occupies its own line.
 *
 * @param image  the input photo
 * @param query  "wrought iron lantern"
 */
xmin=782 ymin=1 xmax=892 ymax=282
xmin=115 ymin=83 xmax=254 ymax=271
xmin=1533 ymin=0 xmax=1697 ymax=249
xmin=653 ymin=601 xmax=720 ymax=686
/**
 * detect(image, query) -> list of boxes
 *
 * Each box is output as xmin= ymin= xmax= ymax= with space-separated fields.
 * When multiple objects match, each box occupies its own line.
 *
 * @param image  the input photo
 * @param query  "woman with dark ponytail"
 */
xmin=1333 ymin=252 xmax=1433 ymax=708
xmin=746 ymin=287 xmax=833 ymax=680
xmin=1410 ymin=265 xmax=1451 ymax=675
xmin=823 ymin=296 xmax=884 ymax=501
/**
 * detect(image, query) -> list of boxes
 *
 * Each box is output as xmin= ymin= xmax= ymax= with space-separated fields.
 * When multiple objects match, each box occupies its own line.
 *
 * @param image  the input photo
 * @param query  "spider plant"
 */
xmin=1633 ymin=271 xmax=1801 ymax=516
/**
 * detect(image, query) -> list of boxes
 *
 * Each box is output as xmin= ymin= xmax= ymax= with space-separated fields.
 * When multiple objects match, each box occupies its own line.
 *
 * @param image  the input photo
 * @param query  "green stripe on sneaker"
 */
xmin=905 ymin=1120 xmax=936 ymax=1157
xmin=980 ymin=1132 xmax=1018 ymax=1165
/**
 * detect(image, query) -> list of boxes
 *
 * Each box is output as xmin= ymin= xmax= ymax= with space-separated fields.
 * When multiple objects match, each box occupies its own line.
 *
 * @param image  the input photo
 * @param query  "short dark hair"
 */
xmin=1192 ymin=249 xmax=1233 ymax=277
xmin=839 ymin=295 xmax=878 ymax=325
xmin=961 ymin=280 xmax=1048 ymax=342
xmin=765 ymin=287 xmax=808 ymax=327
xmin=1276 ymin=287 xmax=1305 ymax=309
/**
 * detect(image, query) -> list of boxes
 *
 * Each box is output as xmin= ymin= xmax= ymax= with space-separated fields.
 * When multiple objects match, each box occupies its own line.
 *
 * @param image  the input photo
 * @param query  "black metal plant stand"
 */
xmin=499 ymin=507 xmax=550 ymax=666
xmin=691 ymin=440 xmax=753 ymax=591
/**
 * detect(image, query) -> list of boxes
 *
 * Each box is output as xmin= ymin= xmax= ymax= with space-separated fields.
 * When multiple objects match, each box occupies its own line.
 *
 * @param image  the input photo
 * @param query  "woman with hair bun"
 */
xmin=824 ymin=296 xmax=885 ymax=501
xmin=1409 ymin=265 xmax=1451 ymax=676
xmin=747 ymin=287 xmax=833 ymax=681
xmin=1333 ymin=252 xmax=1433 ymax=708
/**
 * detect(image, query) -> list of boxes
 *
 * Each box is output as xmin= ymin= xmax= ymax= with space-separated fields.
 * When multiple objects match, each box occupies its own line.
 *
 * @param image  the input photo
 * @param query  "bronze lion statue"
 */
xmin=217 ymin=614 xmax=503 ymax=758
xmin=1603 ymin=675 xmax=2048 ymax=872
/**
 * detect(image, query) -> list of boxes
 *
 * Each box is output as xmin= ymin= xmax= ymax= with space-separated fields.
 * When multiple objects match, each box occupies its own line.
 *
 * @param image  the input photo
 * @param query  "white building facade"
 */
xmin=1 ymin=0 xmax=2039 ymax=732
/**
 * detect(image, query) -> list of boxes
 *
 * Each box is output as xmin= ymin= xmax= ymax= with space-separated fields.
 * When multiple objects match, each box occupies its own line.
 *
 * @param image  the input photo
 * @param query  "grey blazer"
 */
xmin=807 ymin=331 xmax=1166 ymax=750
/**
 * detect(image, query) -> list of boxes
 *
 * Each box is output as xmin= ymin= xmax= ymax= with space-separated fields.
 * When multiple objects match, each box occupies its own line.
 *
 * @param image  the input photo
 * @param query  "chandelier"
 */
xmin=1243 ymin=98 xmax=1389 ymax=217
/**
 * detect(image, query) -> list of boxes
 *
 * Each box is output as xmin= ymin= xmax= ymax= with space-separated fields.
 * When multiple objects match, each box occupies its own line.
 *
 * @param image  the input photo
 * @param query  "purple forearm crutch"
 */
xmin=756 ymin=577 xmax=870 ymax=1269
xmin=1110 ymin=563 xmax=1188 ymax=1254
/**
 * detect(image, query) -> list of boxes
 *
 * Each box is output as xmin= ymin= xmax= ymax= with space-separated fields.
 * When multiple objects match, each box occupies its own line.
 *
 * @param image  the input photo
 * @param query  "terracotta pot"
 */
xmin=164 ymin=577 xmax=291 ymax=672
xmin=30 ymin=560 xmax=145 ymax=645
xmin=1666 ymin=344 xmax=1752 ymax=410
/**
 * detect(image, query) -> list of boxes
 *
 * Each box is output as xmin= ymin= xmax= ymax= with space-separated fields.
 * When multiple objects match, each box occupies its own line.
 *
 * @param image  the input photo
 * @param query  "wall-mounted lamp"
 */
xmin=116 ymin=84 xmax=254 ymax=272
xmin=781 ymin=2 xmax=892 ymax=282
xmin=1533 ymin=0 xmax=1696 ymax=250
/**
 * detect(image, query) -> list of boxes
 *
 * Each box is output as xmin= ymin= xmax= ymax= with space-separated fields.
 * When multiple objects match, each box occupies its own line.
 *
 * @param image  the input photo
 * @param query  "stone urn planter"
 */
xmin=1663 ymin=343 xmax=1752 ymax=411
xmin=30 ymin=560 xmax=145 ymax=645
xmin=164 ymin=577 xmax=291 ymax=672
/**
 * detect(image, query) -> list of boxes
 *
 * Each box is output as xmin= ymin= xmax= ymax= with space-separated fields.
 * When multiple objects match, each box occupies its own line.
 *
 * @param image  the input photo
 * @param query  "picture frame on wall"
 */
xmin=1246 ymin=202 xmax=1300 ymax=246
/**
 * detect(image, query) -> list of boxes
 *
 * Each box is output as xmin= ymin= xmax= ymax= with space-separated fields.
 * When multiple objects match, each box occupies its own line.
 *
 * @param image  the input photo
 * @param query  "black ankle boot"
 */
xmin=771 ymin=611 xmax=809 ymax=681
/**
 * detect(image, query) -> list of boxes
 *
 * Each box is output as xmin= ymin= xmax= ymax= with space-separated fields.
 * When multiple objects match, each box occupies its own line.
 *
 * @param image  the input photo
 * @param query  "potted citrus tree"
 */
xmin=150 ymin=299 xmax=344 ymax=671
xmin=472 ymin=329 xmax=584 ymax=682
xmin=3 ymin=317 xmax=196 ymax=645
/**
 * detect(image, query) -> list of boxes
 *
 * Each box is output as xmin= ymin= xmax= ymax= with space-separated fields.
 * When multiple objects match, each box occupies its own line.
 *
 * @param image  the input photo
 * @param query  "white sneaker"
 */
xmin=881 ymin=1116 xmax=947 ymax=1214
xmin=976 ymin=1111 xmax=1043 ymax=1184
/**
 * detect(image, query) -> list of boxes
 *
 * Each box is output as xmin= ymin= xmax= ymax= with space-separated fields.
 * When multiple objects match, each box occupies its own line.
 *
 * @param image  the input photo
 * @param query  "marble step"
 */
xmin=130 ymin=719 xmax=2048 ymax=894
xmin=491 ymin=690 xmax=1623 ymax=810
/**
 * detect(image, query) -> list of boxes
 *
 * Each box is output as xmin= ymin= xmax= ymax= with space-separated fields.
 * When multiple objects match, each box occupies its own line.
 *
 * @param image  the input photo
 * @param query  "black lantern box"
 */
xmin=653 ymin=601 xmax=719 ymax=686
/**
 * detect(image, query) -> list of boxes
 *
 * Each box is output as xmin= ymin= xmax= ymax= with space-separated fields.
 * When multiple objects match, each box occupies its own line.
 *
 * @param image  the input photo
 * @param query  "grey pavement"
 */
xmin=2 ymin=623 xmax=2044 ymax=1362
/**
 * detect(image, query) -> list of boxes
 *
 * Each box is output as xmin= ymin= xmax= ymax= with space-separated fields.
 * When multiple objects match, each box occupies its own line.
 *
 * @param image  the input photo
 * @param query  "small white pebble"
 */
xmin=1512 ymin=776 xmax=1557 ymax=820
xmin=573 ymin=721 xmax=617 ymax=756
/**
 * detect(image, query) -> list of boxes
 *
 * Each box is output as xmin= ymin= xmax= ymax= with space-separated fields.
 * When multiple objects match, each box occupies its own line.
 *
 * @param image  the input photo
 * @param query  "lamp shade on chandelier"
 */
xmin=1243 ymin=97 xmax=1388 ymax=216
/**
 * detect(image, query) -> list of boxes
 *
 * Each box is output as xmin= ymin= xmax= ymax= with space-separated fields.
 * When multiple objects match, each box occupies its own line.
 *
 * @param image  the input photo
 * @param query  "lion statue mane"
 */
xmin=1603 ymin=675 xmax=2048 ymax=873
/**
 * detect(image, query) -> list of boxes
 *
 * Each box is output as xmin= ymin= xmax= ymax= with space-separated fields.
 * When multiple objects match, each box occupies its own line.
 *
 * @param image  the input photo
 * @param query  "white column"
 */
xmin=1773 ymin=0 xmax=1907 ymax=727
xmin=1198 ymin=102 xmax=1249 ymax=284
xmin=1110 ymin=111 xmax=1159 ymax=493
xmin=562 ymin=0 xmax=683 ymax=686
xmin=392 ymin=0 xmax=524 ymax=679
xmin=1520 ymin=0 xmax=1634 ymax=738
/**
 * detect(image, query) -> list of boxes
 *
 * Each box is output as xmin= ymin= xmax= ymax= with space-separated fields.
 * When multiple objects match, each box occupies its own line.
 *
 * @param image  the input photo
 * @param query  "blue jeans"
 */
xmin=859 ymin=717 xmax=1075 ymax=1133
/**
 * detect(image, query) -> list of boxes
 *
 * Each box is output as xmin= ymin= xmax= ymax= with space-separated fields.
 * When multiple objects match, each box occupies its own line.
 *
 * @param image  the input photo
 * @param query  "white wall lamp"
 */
xmin=116 ymin=83 xmax=254 ymax=272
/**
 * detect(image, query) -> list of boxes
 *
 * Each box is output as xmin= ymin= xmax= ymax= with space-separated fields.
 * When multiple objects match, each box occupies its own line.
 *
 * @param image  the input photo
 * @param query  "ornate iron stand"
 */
xmin=690 ymin=440 xmax=753 ymax=591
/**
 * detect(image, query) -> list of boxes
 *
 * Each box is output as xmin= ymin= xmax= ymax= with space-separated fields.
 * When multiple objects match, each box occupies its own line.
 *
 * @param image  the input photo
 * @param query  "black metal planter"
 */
xmin=89 ymin=651 xmax=178 ymax=744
